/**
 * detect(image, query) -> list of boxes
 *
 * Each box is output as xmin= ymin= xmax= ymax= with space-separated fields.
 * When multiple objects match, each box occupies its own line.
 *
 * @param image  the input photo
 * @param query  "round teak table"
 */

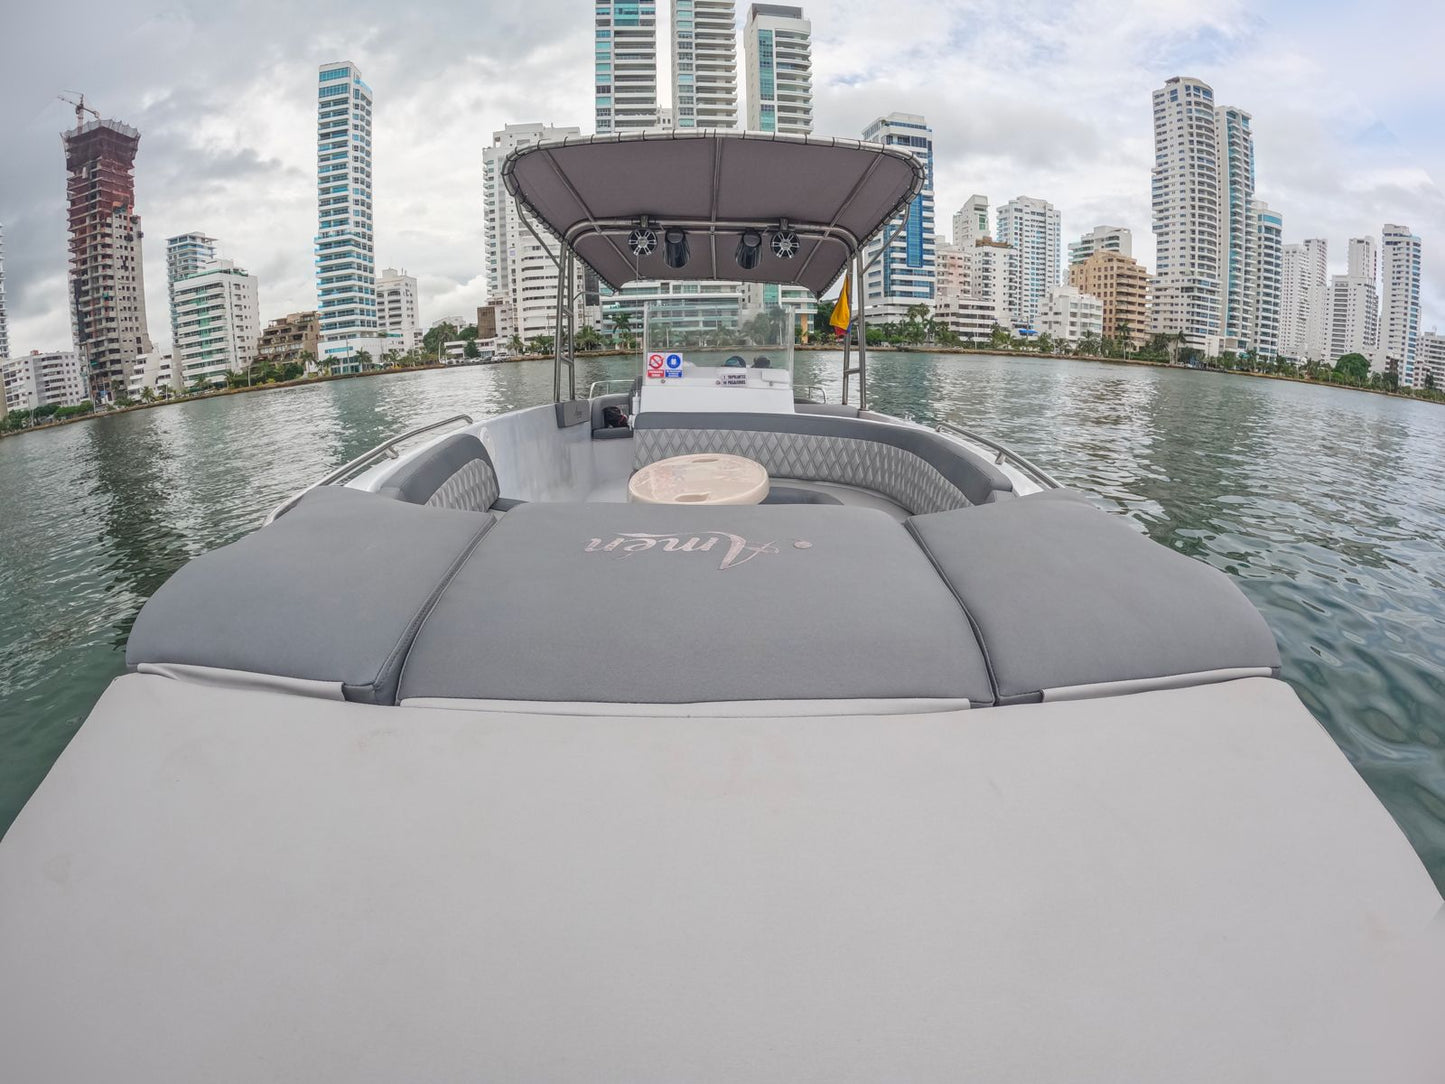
xmin=628 ymin=453 xmax=770 ymax=505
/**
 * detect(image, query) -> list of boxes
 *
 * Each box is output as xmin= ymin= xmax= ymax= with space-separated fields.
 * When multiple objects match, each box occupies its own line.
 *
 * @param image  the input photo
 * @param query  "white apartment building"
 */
xmin=595 ymin=0 xmax=659 ymax=133
xmin=483 ymin=123 xmax=594 ymax=343
xmin=1068 ymin=225 xmax=1132 ymax=266
xmin=1151 ymin=76 xmax=1222 ymax=349
xmin=377 ymin=267 xmax=423 ymax=352
xmin=932 ymin=241 xmax=996 ymax=343
xmin=1379 ymin=223 xmax=1422 ymax=384
xmin=315 ymin=62 xmax=382 ymax=371
xmin=966 ymin=240 xmax=1018 ymax=330
xmin=1328 ymin=237 xmax=1380 ymax=365
xmin=1415 ymin=330 xmax=1445 ymax=390
xmin=127 ymin=350 xmax=176 ymax=397
xmin=1037 ymin=286 xmax=1103 ymax=345
xmin=952 ymin=195 xmax=989 ymax=246
xmin=0 ymin=222 xmax=9 ymax=362
xmin=861 ymin=113 xmax=936 ymax=322
xmin=996 ymin=195 xmax=1060 ymax=329
xmin=1279 ymin=239 xmax=1327 ymax=361
xmin=744 ymin=4 xmax=812 ymax=135
xmin=674 ymin=0 xmax=736 ymax=129
xmin=1216 ymin=105 xmax=1256 ymax=350
xmin=1252 ymin=201 xmax=1283 ymax=361
xmin=2 ymin=351 xmax=89 ymax=412
xmin=173 ymin=259 xmax=260 ymax=388
xmin=166 ymin=233 xmax=216 ymax=347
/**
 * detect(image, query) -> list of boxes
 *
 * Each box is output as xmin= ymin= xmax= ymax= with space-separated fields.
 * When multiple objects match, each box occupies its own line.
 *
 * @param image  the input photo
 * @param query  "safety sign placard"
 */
xmin=647 ymin=353 xmax=665 ymax=371
xmin=665 ymin=353 xmax=684 ymax=370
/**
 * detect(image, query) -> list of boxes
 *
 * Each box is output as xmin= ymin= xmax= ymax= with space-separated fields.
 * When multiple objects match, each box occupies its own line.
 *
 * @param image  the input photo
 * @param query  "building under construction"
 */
xmin=62 ymin=106 xmax=154 ymax=402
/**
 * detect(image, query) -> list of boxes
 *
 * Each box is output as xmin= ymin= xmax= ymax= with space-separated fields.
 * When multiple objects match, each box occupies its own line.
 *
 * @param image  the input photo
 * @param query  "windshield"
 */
xmin=615 ymin=294 xmax=798 ymax=391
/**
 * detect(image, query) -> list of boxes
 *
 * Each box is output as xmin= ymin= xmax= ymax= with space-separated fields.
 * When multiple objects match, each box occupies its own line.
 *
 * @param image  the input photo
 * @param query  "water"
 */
xmin=2 ymin=353 xmax=1443 ymax=891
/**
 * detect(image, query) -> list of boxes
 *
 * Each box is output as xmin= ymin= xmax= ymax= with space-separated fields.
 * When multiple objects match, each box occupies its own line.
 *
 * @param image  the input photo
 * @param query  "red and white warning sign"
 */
xmin=646 ymin=353 xmax=665 ymax=378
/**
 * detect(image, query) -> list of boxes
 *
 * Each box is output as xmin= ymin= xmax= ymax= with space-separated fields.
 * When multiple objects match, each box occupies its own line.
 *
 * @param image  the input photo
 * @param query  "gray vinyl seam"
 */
xmin=904 ymin=518 xmax=1000 ymax=707
xmin=357 ymin=516 xmax=499 ymax=705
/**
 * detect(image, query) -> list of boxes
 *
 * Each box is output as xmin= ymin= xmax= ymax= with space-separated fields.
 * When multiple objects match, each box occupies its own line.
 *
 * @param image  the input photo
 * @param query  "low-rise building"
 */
xmin=932 ymin=296 xmax=999 ymax=343
xmin=377 ymin=267 xmax=423 ymax=352
xmin=173 ymin=259 xmax=260 ymax=388
xmin=1069 ymin=250 xmax=1149 ymax=345
xmin=1037 ymin=286 xmax=1103 ymax=345
xmin=1415 ymin=331 xmax=1445 ymax=390
xmin=256 ymin=311 xmax=320 ymax=368
xmin=127 ymin=351 xmax=176 ymax=397
xmin=2 ymin=350 xmax=90 ymax=412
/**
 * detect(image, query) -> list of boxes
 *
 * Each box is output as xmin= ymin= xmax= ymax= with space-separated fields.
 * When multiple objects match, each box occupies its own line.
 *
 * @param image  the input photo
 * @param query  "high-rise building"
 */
xmin=1328 ymin=236 xmax=1379 ymax=364
xmin=952 ymin=195 xmax=989 ymax=247
xmin=1150 ymin=76 xmax=1222 ymax=350
xmin=166 ymin=233 xmax=216 ymax=347
xmin=743 ymin=4 xmax=812 ymax=135
xmin=932 ymin=242 xmax=996 ymax=342
xmin=1379 ymin=223 xmax=1422 ymax=384
xmin=315 ymin=62 xmax=380 ymax=372
xmin=62 ymin=111 xmax=154 ymax=402
xmin=1216 ymin=105 xmax=1256 ymax=349
xmin=674 ymin=0 xmax=737 ymax=129
xmin=1279 ymin=239 xmax=1327 ymax=361
xmin=377 ymin=267 xmax=423 ymax=352
xmin=595 ymin=1 xmax=660 ymax=133
xmin=1069 ymin=250 xmax=1149 ymax=345
xmin=996 ymin=195 xmax=1061 ymax=329
xmin=861 ymin=113 xmax=935 ymax=321
xmin=1251 ymin=201 xmax=1282 ymax=361
xmin=2 ymin=350 xmax=90 ymax=412
xmin=1068 ymin=225 xmax=1132 ymax=266
xmin=173 ymin=259 xmax=260 ymax=388
xmin=483 ymin=123 xmax=593 ymax=342
xmin=0 ymin=222 xmax=9 ymax=362
xmin=965 ymin=240 xmax=1017 ymax=330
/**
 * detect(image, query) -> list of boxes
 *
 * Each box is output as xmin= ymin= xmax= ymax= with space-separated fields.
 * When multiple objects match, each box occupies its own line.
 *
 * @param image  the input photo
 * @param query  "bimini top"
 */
xmin=502 ymin=130 xmax=926 ymax=294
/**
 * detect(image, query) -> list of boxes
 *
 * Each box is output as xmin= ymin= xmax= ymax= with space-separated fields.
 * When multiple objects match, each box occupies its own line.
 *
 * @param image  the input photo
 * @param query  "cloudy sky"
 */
xmin=2 ymin=0 xmax=1443 ymax=355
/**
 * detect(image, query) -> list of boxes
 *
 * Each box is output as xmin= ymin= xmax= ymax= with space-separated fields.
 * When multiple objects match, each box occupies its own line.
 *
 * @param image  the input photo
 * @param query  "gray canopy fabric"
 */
xmin=502 ymin=131 xmax=926 ymax=293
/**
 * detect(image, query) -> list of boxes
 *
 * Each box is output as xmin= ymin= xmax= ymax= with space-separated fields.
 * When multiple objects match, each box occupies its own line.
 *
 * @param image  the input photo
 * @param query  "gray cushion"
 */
xmin=399 ymin=502 xmax=993 ymax=705
xmin=126 ymin=487 xmax=494 ymax=704
xmin=907 ymin=493 xmax=1282 ymax=702
xmin=633 ymin=411 xmax=1013 ymax=511
xmin=378 ymin=433 xmax=500 ymax=512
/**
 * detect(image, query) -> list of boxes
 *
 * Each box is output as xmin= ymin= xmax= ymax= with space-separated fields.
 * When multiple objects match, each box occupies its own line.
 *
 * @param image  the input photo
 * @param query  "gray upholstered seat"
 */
xmin=398 ymin=502 xmax=994 ymax=706
xmin=126 ymin=487 xmax=494 ymax=704
xmin=633 ymin=411 xmax=1013 ymax=514
xmin=907 ymin=492 xmax=1282 ymax=703
xmin=378 ymin=433 xmax=502 ymax=511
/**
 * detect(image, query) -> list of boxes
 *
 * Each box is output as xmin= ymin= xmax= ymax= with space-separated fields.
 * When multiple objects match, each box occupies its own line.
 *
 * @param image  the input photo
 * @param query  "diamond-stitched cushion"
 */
xmin=635 ymin=427 xmax=967 ymax=515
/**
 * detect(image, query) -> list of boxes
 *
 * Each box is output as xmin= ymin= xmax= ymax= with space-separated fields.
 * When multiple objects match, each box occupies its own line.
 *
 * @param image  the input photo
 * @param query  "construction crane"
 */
xmin=58 ymin=92 xmax=100 ymax=127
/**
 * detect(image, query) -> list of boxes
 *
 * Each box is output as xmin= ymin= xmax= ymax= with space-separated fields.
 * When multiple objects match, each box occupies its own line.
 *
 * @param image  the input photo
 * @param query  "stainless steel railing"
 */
xmin=586 ymin=378 xmax=636 ymax=399
xmin=932 ymin=419 xmax=1063 ymax=491
xmin=262 ymin=413 xmax=474 ymax=526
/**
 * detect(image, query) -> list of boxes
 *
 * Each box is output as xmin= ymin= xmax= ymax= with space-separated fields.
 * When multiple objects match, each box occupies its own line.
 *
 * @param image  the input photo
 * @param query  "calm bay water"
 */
xmin=2 ymin=352 xmax=1443 ymax=889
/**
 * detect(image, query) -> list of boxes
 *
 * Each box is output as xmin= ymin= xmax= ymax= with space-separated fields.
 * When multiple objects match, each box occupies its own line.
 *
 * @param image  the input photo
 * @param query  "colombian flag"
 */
xmin=829 ymin=273 xmax=851 ymax=337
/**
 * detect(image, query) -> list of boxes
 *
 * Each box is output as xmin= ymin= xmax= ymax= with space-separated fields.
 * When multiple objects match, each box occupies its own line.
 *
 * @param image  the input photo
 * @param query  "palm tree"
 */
xmin=507 ymin=334 xmax=525 ymax=354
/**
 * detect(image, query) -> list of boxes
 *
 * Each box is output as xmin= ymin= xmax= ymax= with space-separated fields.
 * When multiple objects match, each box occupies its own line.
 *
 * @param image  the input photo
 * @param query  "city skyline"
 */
xmin=2 ymin=0 xmax=1444 ymax=355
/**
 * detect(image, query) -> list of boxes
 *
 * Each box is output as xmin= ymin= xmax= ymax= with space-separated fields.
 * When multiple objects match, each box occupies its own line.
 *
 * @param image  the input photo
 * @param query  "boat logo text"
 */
xmin=585 ymin=531 xmax=809 ymax=570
